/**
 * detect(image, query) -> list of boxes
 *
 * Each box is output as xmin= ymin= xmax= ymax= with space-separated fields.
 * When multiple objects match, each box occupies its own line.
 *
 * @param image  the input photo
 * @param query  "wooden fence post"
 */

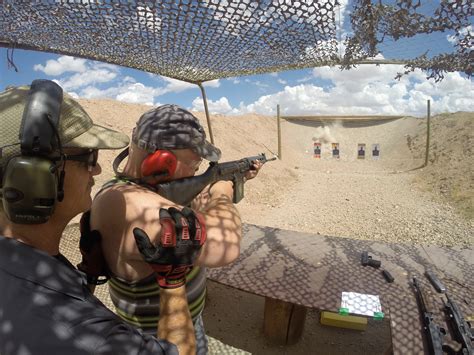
xmin=198 ymin=82 xmax=214 ymax=145
xmin=424 ymin=99 xmax=431 ymax=167
xmin=277 ymin=104 xmax=282 ymax=159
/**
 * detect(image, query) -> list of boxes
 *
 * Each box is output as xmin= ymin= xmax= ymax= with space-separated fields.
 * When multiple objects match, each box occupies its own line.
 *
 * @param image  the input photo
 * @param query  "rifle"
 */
xmin=444 ymin=294 xmax=473 ymax=355
xmin=413 ymin=277 xmax=447 ymax=355
xmin=157 ymin=153 xmax=276 ymax=205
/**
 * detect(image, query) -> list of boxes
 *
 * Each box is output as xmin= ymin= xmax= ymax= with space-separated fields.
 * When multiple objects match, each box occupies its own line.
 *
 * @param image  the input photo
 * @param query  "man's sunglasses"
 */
xmin=52 ymin=149 xmax=98 ymax=169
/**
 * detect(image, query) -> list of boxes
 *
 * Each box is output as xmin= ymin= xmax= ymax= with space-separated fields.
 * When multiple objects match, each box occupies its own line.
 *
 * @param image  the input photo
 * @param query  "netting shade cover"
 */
xmin=1 ymin=1 xmax=341 ymax=82
xmin=0 ymin=1 xmax=472 ymax=82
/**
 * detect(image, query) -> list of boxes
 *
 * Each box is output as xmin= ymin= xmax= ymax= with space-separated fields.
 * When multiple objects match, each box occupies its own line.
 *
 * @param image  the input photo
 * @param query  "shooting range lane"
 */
xmin=207 ymin=224 xmax=474 ymax=355
xmin=234 ymin=113 xmax=472 ymax=249
xmin=283 ymin=116 xmax=421 ymax=170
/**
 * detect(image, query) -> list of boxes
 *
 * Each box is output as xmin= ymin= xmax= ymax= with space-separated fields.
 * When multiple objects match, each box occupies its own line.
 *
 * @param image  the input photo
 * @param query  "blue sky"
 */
xmin=1 ymin=46 xmax=472 ymax=117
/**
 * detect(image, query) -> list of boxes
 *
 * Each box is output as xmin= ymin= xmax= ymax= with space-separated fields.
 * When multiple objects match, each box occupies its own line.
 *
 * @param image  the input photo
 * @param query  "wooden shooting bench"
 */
xmin=207 ymin=224 xmax=474 ymax=354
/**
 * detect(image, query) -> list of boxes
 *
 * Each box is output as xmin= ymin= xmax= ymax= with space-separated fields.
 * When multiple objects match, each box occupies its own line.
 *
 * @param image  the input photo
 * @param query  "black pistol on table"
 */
xmin=361 ymin=251 xmax=381 ymax=268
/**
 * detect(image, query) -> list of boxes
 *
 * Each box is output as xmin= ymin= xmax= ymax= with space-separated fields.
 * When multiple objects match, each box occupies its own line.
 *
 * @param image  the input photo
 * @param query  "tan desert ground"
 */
xmin=61 ymin=99 xmax=473 ymax=354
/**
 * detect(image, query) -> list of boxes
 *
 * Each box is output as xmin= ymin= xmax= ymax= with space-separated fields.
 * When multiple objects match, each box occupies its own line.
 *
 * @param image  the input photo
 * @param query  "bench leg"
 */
xmin=263 ymin=297 xmax=307 ymax=345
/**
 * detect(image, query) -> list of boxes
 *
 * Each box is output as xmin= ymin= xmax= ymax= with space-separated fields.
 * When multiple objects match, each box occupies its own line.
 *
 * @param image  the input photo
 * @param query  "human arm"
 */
xmin=192 ymin=160 xmax=263 ymax=267
xmin=132 ymin=207 xmax=206 ymax=354
xmin=195 ymin=180 xmax=242 ymax=267
xmin=158 ymin=286 xmax=196 ymax=355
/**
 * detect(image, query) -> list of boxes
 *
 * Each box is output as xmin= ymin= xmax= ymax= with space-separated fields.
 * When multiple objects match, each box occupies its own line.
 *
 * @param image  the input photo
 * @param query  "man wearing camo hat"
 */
xmin=0 ymin=81 xmax=197 ymax=355
xmin=87 ymin=104 xmax=262 ymax=354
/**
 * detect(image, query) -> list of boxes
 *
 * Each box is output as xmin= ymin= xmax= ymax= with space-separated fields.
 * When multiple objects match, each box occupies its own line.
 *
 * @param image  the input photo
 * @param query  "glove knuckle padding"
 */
xmin=135 ymin=207 xmax=207 ymax=266
xmin=194 ymin=212 xmax=207 ymax=246
xmin=158 ymin=208 xmax=176 ymax=247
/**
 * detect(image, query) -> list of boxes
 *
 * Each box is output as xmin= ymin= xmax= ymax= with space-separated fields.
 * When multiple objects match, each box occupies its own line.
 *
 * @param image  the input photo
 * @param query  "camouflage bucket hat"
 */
xmin=0 ymin=85 xmax=129 ymax=170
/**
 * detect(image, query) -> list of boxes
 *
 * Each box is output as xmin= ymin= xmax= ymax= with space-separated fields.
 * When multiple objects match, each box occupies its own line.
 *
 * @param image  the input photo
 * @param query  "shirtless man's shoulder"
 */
xmin=90 ymin=183 xmax=172 ymax=280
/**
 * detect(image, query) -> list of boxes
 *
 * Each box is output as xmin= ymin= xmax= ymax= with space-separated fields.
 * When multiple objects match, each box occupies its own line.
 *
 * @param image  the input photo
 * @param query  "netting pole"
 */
xmin=424 ymin=99 xmax=431 ymax=167
xmin=197 ymin=82 xmax=214 ymax=145
xmin=277 ymin=104 xmax=282 ymax=159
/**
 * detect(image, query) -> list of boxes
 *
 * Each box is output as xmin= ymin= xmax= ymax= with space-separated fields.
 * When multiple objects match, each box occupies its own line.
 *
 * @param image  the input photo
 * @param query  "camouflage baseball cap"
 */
xmin=132 ymin=104 xmax=221 ymax=162
xmin=0 ymin=84 xmax=129 ymax=169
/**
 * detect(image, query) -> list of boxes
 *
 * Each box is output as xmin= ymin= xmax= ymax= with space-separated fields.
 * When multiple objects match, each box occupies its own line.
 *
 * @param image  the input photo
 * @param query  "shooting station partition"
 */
xmin=1 ymin=1 xmax=471 ymax=143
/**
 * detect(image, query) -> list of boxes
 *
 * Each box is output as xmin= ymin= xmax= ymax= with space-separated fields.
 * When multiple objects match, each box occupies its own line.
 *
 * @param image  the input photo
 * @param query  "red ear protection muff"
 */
xmin=141 ymin=150 xmax=177 ymax=178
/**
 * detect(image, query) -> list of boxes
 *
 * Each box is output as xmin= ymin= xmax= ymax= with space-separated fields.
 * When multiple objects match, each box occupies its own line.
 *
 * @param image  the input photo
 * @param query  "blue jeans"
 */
xmin=194 ymin=314 xmax=208 ymax=355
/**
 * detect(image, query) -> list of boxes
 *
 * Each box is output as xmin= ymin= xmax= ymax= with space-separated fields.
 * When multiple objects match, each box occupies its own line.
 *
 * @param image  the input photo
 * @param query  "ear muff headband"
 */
xmin=20 ymin=80 xmax=63 ymax=154
xmin=1 ymin=80 xmax=63 ymax=224
xmin=141 ymin=150 xmax=177 ymax=178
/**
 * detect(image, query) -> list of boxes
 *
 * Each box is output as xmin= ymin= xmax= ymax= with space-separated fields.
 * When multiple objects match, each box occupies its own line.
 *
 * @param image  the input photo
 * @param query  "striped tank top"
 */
xmin=98 ymin=177 xmax=207 ymax=332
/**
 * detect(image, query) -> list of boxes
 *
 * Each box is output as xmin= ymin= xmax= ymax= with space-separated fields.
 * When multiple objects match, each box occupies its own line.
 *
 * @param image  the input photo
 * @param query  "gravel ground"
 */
xmin=237 ymin=115 xmax=473 ymax=248
xmin=239 ymin=163 xmax=473 ymax=247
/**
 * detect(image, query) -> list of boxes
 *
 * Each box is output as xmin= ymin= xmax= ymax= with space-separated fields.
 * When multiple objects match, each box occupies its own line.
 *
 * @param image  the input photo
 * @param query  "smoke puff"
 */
xmin=312 ymin=123 xmax=339 ymax=143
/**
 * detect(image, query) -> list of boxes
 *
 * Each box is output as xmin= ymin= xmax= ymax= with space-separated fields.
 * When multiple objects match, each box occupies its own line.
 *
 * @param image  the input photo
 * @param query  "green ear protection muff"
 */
xmin=1 ymin=79 xmax=64 ymax=224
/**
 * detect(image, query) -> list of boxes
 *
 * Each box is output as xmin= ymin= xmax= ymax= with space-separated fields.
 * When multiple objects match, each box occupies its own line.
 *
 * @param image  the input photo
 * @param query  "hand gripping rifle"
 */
xmin=157 ymin=153 xmax=276 ymax=206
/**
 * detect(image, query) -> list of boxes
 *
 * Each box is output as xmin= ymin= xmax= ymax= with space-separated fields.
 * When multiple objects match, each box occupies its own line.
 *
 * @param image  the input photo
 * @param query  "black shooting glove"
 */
xmin=77 ymin=211 xmax=110 ymax=285
xmin=133 ymin=206 xmax=207 ymax=289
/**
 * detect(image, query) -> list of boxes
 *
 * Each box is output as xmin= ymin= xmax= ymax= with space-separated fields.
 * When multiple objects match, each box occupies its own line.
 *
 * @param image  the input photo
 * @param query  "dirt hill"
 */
xmin=408 ymin=112 xmax=474 ymax=219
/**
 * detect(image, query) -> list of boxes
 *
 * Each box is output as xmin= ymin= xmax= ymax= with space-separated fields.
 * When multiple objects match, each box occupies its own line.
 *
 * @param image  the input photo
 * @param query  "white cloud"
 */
xmin=80 ymin=81 xmax=159 ymax=106
xmin=447 ymin=25 xmax=472 ymax=46
xmin=312 ymin=64 xmax=411 ymax=92
xmin=80 ymin=85 xmax=120 ymax=99
xmin=278 ymin=79 xmax=287 ymax=85
xmin=116 ymin=83 xmax=156 ymax=106
xmin=34 ymin=56 xmax=87 ymax=76
xmin=34 ymin=55 xmax=210 ymax=104
xmin=235 ymin=66 xmax=474 ymax=116
xmin=122 ymin=76 xmax=137 ymax=84
xmin=254 ymin=80 xmax=270 ymax=89
xmin=297 ymin=76 xmax=313 ymax=83
xmin=58 ymin=69 xmax=118 ymax=91
xmin=204 ymin=79 xmax=220 ymax=88
xmin=228 ymin=77 xmax=241 ymax=84
xmin=35 ymin=55 xmax=121 ymax=91
xmin=161 ymin=77 xmax=196 ymax=93
xmin=159 ymin=77 xmax=220 ymax=94
xmin=191 ymin=96 xmax=238 ymax=115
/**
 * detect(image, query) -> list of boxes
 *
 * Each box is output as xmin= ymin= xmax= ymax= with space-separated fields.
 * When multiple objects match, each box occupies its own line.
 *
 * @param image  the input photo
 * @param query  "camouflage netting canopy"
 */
xmin=0 ymin=1 xmax=472 ymax=83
